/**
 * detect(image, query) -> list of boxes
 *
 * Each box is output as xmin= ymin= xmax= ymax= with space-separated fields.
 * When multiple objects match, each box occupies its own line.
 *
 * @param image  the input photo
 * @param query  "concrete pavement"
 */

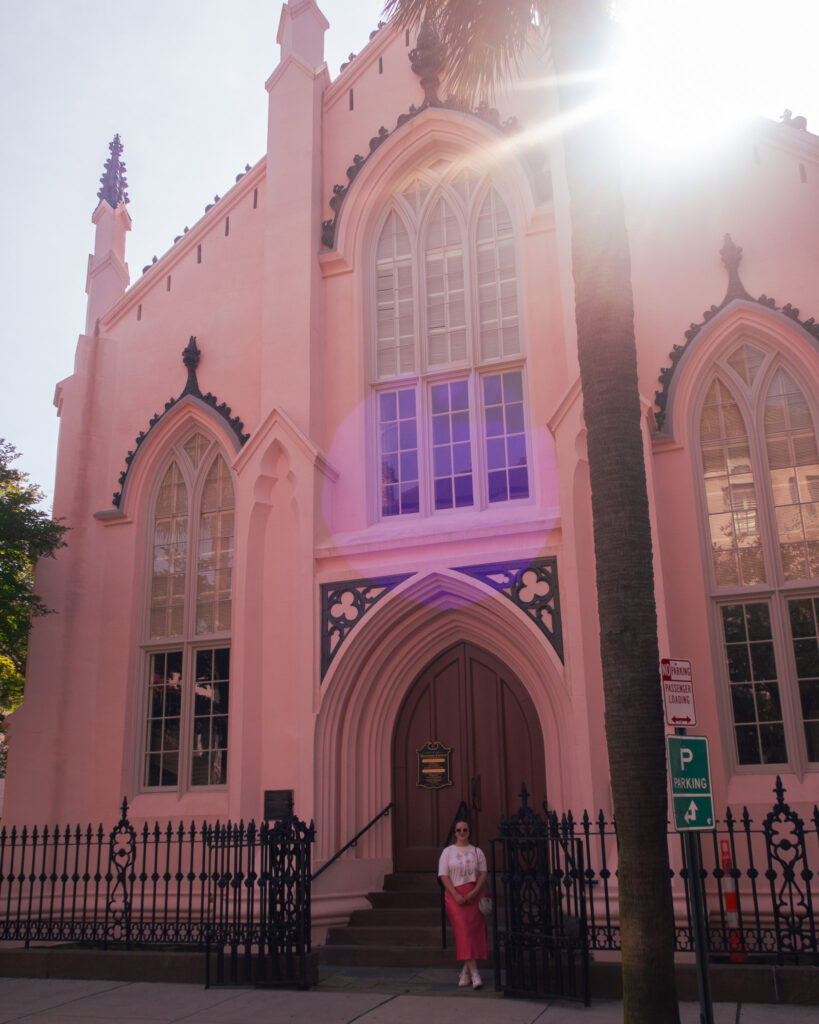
xmin=0 ymin=975 xmax=815 ymax=1024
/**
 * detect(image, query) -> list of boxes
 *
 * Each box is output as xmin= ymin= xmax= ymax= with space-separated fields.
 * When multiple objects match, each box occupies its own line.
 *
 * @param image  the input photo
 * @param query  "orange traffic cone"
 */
xmin=720 ymin=839 xmax=747 ymax=963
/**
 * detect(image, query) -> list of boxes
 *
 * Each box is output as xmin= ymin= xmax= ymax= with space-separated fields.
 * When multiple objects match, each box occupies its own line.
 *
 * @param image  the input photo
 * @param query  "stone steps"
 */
xmin=318 ymin=872 xmax=492 ymax=970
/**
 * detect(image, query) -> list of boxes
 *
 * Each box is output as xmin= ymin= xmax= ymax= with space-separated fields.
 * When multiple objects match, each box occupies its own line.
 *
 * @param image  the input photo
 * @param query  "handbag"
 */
xmin=478 ymin=895 xmax=493 ymax=916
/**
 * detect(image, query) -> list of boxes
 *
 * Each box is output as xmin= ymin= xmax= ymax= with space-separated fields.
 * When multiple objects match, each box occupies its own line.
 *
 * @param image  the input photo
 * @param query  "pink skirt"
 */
xmin=445 ymin=882 xmax=487 ymax=961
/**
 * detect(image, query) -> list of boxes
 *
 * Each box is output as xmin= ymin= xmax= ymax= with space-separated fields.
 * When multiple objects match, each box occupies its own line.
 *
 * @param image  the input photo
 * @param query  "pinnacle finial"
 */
xmin=97 ymin=134 xmax=130 ymax=209
xmin=181 ymin=337 xmax=202 ymax=397
xmin=719 ymin=234 xmax=752 ymax=306
xmin=409 ymin=20 xmax=445 ymax=108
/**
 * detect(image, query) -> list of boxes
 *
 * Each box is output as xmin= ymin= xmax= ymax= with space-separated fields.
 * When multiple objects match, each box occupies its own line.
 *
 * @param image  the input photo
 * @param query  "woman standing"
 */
xmin=438 ymin=819 xmax=487 ymax=989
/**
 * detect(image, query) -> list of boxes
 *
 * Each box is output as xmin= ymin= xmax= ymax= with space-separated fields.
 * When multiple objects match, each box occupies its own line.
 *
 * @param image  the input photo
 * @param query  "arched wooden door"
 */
xmin=392 ymin=643 xmax=547 ymax=872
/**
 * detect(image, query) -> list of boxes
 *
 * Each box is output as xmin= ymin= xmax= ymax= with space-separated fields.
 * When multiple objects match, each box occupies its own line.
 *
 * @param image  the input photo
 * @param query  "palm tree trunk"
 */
xmin=550 ymin=3 xmax=680 ymax=1021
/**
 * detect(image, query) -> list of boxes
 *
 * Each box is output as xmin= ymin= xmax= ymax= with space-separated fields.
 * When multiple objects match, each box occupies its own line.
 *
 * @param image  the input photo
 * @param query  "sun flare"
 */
xmin=611 ymin=0 xmax=817 ymax=160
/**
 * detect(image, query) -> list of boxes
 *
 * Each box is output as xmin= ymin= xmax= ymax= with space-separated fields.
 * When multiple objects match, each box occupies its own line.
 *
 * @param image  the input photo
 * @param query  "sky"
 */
xmin=1 ymin=0 xmax=817 ymax=505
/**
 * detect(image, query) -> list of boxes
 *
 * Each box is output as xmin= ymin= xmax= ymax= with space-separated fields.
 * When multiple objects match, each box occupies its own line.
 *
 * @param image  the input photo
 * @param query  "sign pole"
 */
xmin=676 ymin=726 xmax=714 ymax=1024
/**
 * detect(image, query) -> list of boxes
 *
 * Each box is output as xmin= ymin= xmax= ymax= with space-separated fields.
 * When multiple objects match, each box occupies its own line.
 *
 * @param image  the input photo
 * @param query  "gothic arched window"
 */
xmin=371 ymin=168 xmax=528 ymax=518
xmin=696 ymin=342 xmax=819 ymax=771
xmin=143 ymin=431 xmax=234 ymax=790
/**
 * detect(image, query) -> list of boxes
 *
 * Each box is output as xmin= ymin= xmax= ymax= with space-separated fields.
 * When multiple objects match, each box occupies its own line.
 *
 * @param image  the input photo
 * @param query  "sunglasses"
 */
xmin=455 ymin=827 xmax=469 ymax=833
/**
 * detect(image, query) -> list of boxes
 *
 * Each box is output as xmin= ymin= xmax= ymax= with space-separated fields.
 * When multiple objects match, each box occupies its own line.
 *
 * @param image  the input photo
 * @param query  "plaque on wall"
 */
xmin=263 ymin=789 xmax=294 ymax=820
xmin=416 ymin=741 xmax=453 ymax=789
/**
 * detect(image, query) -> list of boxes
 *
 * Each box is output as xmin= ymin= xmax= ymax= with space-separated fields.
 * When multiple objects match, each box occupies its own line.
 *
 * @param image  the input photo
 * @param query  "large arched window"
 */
xmin=696 ymin=341 xmax=819 ymax=771
xmin=143 ymin=431 xmax=234 ymax=790
xmin=372 ymin=166 xmax=528 ymax=518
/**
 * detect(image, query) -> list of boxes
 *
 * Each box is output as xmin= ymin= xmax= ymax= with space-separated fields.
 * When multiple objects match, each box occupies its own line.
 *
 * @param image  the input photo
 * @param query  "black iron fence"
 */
xmin=546 ymin=777 xmax=818 ymax=966
xmin=1 ymin=778 xmax=817 ymax=985
xmin=0 ymin=799 xmax=314 ymax=987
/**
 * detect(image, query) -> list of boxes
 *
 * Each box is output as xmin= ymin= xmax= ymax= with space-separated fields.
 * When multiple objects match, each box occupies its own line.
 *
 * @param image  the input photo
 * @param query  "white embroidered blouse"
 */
xmin=437 ymin=844 xmax=487 ymax=887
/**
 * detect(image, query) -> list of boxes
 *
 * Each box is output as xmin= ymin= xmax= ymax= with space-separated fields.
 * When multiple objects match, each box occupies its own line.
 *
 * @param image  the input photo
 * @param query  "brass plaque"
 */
xmin=416 ymin=741 xmax=453 ymax=789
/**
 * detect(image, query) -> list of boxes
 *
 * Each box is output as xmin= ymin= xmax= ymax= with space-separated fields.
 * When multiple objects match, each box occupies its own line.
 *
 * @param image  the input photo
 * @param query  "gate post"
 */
xmin=105 ymin=798 xmax=136 ymax=950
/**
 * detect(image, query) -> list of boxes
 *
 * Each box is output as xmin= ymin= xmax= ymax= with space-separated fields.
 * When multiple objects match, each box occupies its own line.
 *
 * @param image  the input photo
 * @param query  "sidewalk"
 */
xmin=0 ymin=974 xmax=815 ymax=1024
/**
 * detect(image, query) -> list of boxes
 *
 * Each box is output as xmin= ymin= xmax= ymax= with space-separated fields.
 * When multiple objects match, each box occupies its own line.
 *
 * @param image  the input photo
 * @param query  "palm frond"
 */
xmin=383 ymin=0 xmax=549 ymax=104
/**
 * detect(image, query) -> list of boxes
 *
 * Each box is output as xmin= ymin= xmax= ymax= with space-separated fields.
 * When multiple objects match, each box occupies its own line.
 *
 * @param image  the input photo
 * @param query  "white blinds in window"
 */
xmin=424 ymin=198 xmax=467 ymax=367
xmin=375 ymin=211 xmax=415 ymax=379
xmin=765 ymin=369 xmax=819 ymax=580
xmin=476 ymin=189 xmax=520 ymax=362
xmin=700 ymin=378 xmax=765 ymax=587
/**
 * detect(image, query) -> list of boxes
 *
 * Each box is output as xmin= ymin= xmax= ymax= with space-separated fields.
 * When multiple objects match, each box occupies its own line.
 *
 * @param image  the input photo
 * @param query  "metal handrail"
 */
xmin=311 ymin=802 xmax=393 ymax=882
xmin=440 ymin=799 xmax=470 ymax=949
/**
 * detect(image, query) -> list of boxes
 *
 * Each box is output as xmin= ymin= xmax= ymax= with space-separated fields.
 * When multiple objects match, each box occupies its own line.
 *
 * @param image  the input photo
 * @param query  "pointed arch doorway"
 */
xmin=392 ymin=642 xmax=547 ymax=872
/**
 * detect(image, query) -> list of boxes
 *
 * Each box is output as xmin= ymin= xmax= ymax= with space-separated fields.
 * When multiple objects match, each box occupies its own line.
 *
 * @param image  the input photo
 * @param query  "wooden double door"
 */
xmin=392 ymin=643 xmax=547 ymax=872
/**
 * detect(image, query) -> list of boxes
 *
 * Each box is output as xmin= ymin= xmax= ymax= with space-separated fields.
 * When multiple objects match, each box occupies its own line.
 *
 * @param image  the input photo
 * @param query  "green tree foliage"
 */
xmin=0 ymin=440 xmax=67 ymax=773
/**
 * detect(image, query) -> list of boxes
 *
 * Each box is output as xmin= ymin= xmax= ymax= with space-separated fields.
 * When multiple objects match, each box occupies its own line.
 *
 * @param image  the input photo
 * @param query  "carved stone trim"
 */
xmin=452 ymin=557 xmax=563 ymax=663
xmin=111 ymin=337 xmax=249 ymax=507
xmin=654 ymin=235 xmax=819 ymax=431
xmin=320 ymin=574 xmax=414 ymax=678
xmin=321 ymin=21 xmax=520 ymax=250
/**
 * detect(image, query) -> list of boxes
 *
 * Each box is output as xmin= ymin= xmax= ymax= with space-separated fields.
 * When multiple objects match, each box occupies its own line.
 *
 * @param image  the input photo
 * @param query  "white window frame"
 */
xmin=137 ymin=432 xmax=233 ymax=794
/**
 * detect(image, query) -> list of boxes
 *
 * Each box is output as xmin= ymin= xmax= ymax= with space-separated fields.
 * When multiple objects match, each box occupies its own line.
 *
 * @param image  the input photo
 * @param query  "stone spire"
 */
xmin=85 ymin=136 xmax=132 ymax=333
xmin=96 ymin=134 xmax=130 ymax=209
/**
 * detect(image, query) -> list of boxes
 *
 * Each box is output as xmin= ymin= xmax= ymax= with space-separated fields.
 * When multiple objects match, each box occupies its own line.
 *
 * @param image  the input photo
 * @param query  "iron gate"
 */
xmin=491 ymin=785 xmax=590 ymax=1003
xmin=205 ymin=811 xmax=314 ymax=987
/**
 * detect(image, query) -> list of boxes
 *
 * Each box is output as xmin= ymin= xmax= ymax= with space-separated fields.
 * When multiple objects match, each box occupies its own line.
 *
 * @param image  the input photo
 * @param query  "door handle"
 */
xmin=471 ymin=775 xmax=482 ymax=811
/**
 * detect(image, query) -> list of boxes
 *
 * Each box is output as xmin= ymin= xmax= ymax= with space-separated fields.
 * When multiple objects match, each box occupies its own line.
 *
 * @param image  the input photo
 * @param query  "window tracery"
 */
xmin=371 ymin=168 xmax=528 ymax=518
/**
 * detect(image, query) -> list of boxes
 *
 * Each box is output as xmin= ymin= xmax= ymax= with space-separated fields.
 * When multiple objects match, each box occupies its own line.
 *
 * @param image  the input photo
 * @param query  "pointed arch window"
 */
xmin=142 ymin=432 xmax=234 ymax=791
xmin=696 ymin=343 xmax=819 ymax=772
xmin=371 ymin=171 xmax=529 ymax=518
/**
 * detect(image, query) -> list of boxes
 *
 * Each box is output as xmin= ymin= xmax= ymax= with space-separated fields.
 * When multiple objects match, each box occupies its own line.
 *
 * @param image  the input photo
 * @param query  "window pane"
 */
xmin=726 ymin=644 xmax=751 ymax=682
xmin=190 ymin=647 xmax=230 ymax=786
xmin=759 ymin=724 xmax=788 ymax=764
xmin=700 ymin=380 xmax=764 ymax=586
xmin=750 ymin=641 xmax=776 ymax=681
xmin=735 ymin=724 xmax=760 ymax=765
xmin=731 ymin=684 xmax=755 ymax=723
xmin=378 ymin=388 xmax=419 ymax=516
xmin=143 ymin=650 xmax=183 ymax=788
xmin=431 ymin=381 xmax=473 ymax=510
xmin=482 ymin=371 xmax=529 ymax=503
xmin=196 ymin=456 xmax=234 ymax=636
xmin=765 ymin=369 xmax=819 ymax=580
xmin=787 ymin=596 xmax=819 ymax=763
xmin=726 ymin=344 xmax=765 ymax=386
xmin=721 ymin=602 xmax=787 ymax=766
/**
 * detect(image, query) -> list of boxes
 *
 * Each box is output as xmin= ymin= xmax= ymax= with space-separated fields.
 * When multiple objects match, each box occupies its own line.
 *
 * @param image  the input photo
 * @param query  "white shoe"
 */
xmin=471 ymin=970 xmax=483 ymax=989
xmin=458 ymin=966 xmax=470 ymax=987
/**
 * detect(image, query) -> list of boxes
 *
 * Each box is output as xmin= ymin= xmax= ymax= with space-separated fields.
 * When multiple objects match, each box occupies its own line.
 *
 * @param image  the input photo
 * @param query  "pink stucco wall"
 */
xmin=4 ymin=2 xmax=818 ymax=931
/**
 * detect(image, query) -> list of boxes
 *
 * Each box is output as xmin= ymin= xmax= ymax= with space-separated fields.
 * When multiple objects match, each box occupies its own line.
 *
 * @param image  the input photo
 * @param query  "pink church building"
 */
xmin=4 ymin=3 xmax=819 ymax=940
